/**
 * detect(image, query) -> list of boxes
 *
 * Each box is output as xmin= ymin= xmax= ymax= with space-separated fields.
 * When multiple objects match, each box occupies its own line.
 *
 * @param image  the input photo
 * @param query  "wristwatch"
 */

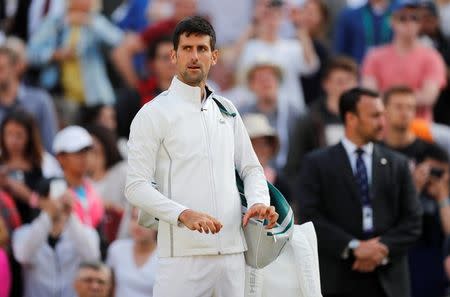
xmin=342 ymin=239 xmax=360 ymax=259
xmin=348 ymin=239 xmax=361 ymax=251
xmin=438 ymin=198 xmax=450 ymax=209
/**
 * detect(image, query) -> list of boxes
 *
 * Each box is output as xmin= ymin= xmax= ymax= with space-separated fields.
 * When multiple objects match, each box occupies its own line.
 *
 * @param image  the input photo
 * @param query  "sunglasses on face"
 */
xmin=395 ymin=13 xmax=420 ymax=23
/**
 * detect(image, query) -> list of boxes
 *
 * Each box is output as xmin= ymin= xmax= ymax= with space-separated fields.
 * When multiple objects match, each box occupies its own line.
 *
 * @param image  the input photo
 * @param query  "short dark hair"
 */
xmin=417 ymin=143 xmax=449 ymax=164
xmin=339 ymin=87 xmax=380 ymax=124
xmin=147 ymin=35 xmax=173 ymax=61
xmin=173 ymin=16 xmax=216 ymax=50
xmin=383 ymin=85 xmax=415 ymax=105
xmin=322 ymin=56 xmax=358 ymax=82
xmin=85 ymin=124 xmax=123 ymax=170
xmin=78 ymin=261 xmax=109 ymax=272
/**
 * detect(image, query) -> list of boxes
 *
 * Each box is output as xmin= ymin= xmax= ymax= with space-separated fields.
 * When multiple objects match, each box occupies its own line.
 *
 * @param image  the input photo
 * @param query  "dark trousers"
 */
xmin=324 ymin=276 xmax=387 ymax=297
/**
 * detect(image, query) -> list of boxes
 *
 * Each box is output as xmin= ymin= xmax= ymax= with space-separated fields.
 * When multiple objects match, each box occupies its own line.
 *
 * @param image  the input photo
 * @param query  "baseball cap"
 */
xmin=53 ymin=126 xmax=93 ymax=154
xmin=391 ymin=0 xmax=421 ymax=13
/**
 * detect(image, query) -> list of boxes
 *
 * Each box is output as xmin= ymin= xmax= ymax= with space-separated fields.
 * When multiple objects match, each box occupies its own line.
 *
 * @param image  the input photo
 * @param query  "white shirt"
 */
xmin=341 ymin=136 xmax=373 ymax=184
xmin=107 ymin=239 xmax=157 ymax=297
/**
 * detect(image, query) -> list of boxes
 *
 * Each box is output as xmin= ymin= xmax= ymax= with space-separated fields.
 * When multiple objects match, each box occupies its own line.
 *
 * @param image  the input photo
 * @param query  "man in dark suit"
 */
xmin=298 ymin=87 xmax=422 ymax=297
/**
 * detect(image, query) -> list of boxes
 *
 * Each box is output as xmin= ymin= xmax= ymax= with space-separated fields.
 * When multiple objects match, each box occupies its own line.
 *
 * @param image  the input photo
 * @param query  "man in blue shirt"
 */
xmin=334 ymin=0 xmax=393 ymax=64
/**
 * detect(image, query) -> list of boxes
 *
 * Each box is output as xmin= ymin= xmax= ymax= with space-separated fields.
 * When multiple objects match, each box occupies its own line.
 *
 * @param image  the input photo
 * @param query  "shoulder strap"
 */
xmin=212 ymin=97 xmax=236 ymax=118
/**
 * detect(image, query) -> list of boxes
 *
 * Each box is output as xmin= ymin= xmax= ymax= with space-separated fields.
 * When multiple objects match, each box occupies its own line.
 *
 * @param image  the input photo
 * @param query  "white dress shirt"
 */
xmin=341 ymin=136 xmax=374 ymax=184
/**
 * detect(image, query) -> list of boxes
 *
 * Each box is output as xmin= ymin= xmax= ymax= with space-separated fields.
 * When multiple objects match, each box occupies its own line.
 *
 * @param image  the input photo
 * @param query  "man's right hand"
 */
xmin=178 ymin=209 xmax=223 ymax=234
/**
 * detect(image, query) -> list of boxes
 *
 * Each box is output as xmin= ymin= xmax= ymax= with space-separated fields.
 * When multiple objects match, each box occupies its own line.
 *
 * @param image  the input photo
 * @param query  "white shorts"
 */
xmin=153 ymin=253 xmax=245 ymax=297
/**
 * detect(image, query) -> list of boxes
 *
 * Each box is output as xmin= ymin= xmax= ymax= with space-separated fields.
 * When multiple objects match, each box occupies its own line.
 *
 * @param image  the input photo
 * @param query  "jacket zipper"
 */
xmin=200 ymin=97 xmax=222 ymax=254
xmin=162 ymin=142 xmax=174 ymax=257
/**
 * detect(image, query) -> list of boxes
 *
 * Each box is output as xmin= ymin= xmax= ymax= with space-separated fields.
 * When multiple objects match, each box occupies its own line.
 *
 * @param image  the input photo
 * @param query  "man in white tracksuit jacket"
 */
xmin=125 ymin=16 xmax=279 ymax=297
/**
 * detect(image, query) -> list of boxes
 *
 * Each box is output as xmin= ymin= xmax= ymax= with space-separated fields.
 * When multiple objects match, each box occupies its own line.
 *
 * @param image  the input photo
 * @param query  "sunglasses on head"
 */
xmin=395 ymin=13 xmax=420 ymax=23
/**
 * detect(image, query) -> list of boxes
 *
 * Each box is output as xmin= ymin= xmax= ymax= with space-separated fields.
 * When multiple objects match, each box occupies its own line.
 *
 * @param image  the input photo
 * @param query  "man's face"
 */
xmin=322 ymin=69 xmax=358 ymax=99
xmin=152 ymin=42 xmax=177 ymax=82
xmin=74 ymin=268 xmax=110 ymax=297
xmin=57 ymin=149 xmax=90 ymax=178
xmin=385 ymin=93 xmax=416 ymax=131
xmin=0 ymin=54 xmax=14 ymax=92
xmin=352 ymin=96 xmax=385 ymax=142
xmin=70 ymin=0 xmax=94 ymax=12
xmin=392 ymin=8 xmax=421 ymax=39
xmin=171 ymin=33 xmax=218 ymax=87
xmin=249 ymin=66 xmax=279 ymax=102
xmin=419 ymin=8 xmax=439 ymax=35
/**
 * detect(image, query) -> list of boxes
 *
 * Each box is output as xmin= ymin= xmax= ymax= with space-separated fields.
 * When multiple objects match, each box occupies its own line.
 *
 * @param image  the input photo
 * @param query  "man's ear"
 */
xmin=211 ymin=49 xmax=219 ymax=66
xmin=170 ymin=48 xmax=177 ymax=65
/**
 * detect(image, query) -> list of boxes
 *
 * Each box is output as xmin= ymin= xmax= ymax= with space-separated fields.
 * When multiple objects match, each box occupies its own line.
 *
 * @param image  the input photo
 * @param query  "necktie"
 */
xmin=355 ymin=148 xmax=373 ymax=235
xmin=355 ymin=148 xmax=369 ymax=205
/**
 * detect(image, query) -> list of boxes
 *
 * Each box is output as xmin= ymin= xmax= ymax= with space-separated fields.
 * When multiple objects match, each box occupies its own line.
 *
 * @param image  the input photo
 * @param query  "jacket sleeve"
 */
xmin=27 ymin=17 xmax=60 ymax=66
xmin=125 ymin=106 xmax=188 ymax=225
xmin=297 ymin=153 xmax=354 ymax=259
xmin=380 ymin=158 xmax=422 ymax=257
xmin=65 ymin=214 xmax=100 ymax=261
xmin=231 ymin=102 xmax=270 ymax=208
xmin=12 ymin=213 xmax=52 ymax=265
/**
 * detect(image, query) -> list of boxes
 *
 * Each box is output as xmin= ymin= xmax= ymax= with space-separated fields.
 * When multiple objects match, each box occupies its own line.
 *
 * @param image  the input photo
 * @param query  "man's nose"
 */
xmin=190 ymin=49 xmax=199 ymax=61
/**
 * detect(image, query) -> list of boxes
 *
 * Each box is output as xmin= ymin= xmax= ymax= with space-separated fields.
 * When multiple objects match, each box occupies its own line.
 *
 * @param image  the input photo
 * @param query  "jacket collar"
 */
xmin=168 ymin=76 xmax=214 ymax=102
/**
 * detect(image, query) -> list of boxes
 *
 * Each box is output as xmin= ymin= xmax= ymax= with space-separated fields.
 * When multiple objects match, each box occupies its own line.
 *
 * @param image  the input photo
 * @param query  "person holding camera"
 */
xmin=12 ymin=180 xmax=100 ymax=297
xmin=381 ymin=86 xmax=450 ymax=297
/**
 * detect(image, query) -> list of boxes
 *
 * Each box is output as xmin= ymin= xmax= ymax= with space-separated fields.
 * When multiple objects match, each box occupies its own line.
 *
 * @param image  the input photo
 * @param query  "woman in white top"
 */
xmin=106 ymin=208 xmax=157 ymax=297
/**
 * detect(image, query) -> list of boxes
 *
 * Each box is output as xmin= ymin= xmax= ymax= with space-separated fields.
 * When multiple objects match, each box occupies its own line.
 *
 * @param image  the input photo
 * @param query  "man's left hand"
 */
xmin=242 ymin=203 xmax=278 ymax=229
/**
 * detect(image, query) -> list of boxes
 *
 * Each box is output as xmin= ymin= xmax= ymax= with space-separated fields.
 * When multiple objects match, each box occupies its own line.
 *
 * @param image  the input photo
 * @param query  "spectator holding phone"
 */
xmin=12 ymin=181 xmax=100 ymax=297
xmin=0 ymin=110 xmax=47 ymax=224
xmin=53 ymin=126 xmax=104 ymax=229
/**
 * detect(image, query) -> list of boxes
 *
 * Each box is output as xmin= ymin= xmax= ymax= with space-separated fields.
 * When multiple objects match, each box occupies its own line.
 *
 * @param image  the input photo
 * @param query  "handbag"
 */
xmin=214 ymin=97 xmax=294 ymax=269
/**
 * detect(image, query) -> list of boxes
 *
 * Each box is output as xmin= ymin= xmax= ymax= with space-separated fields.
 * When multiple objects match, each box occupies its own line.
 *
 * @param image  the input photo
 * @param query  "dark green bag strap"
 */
xmin=212 ymin=98 xmax=236 ymax=117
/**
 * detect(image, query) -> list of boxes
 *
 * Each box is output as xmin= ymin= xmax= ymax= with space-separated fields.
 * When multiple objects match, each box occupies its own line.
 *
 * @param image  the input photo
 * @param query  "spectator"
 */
xmin=9 ymin=0 xmax=65 ymax=41
xmin=112 ymin=0 xmax=151 ymax=79
xmin=362 ymin=0 xmax=447 ymax=121
xmin=12 ymin=184 xmax=100 ymax=297
xmin=408 ymin=144 xmax=450 ymax=297
xmin=297 ymin=87 xmax=422 ymax=297
xmin=285 ymin=56 xmax=358 ymax=183
xmin=437 ymin=0 xmax=450 ymax=39
xmin=0 ymin=46 xmax=58 ymax=152
xmin=106 ymin=208 xmax=157 ymax=297
xmin=53 ymin=126 xmax=104 ymax=228
xmin=197 ymin=0 xmax=253 ymax=48
xmin=334 ymin=0 xmax=393 ymax=64
xmin=233 ymin=0 xmax=319 ymax=115
xmin=291 ymin=0 xmax=331 ymax=105
xmin=78 ymin=104 xmax=118 ymax=133
xmin=86 ymin=125 xmax=128 ymax=242
xmin=0 ymin=110 xmax=49 ymax=224
xmin=74 ymin=262 xmax=112 ymax=297
xmin=242 ymin=113 xmax=292 ymax=205
xmin=27 ymin=0 xmax=127 ymax=108
xmin=417 ymin=1 xmax=450 ymax=126
xmin=381 ymin=86 xmax=436 ymax=158
xmin=114 ymin=0 xmax=198 ymax=88
xmin=0 ymin=217 xmax=11 ymax=297
xmin=138 ymin=35 xmax=177 ymax=105
xmin=240 ymin=61 xmax=299 ymax=170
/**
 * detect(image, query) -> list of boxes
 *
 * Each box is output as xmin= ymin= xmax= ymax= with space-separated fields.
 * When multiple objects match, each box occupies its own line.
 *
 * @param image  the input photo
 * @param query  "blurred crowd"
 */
xmin=0 ymin=0 xmax=449 ymax=296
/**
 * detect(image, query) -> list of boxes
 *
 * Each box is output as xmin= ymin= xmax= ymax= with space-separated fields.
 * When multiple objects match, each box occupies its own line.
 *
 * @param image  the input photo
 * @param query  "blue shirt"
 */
xmin=334 ymin=3 xmax=393 ymax=64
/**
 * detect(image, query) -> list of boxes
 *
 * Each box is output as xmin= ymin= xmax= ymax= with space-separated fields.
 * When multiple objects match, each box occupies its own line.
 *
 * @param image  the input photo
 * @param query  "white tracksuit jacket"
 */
xmin=125 ymin=76 xmax=270 ymax=258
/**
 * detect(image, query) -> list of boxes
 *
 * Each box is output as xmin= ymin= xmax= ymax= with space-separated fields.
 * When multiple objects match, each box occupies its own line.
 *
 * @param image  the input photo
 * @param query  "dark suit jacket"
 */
xmin=297 ymin=143 xmax=422 ymax=297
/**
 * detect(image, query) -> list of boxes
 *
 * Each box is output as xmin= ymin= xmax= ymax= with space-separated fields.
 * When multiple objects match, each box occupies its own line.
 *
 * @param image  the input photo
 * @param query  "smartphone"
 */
xmin=49 ymin=179 xmax=68 ymax=200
